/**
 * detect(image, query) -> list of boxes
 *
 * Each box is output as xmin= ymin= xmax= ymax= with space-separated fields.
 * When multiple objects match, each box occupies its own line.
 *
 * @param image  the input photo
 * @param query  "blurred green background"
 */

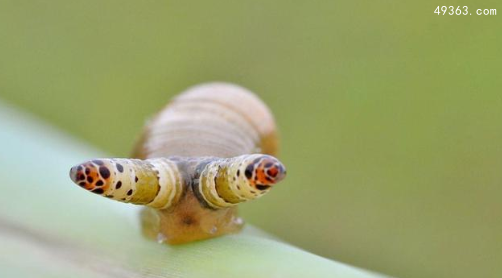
xmin=1 ymin=1 xmax=501 ymax=278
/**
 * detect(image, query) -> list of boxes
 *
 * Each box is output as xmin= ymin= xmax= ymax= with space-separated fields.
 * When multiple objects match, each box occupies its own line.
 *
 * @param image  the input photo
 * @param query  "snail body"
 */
xmin=69 ymin=83 xmax=286 ymax=244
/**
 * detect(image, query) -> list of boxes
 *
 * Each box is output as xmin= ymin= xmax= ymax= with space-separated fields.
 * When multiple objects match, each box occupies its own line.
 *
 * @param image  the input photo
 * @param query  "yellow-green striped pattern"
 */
xmin=70 ymin=158 xmax=184 ymax=209
xmin=197 ymin=154 xmax=286 ymax=208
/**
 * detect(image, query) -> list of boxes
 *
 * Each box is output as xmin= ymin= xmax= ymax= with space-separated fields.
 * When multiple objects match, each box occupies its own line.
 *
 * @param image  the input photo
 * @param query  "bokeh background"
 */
xmin=1 ymin=1 xmax=501 ymax=278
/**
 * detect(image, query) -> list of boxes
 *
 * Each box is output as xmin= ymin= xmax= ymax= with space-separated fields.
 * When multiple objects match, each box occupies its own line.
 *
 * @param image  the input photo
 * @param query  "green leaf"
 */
xmin=0 ymin=101 xmax=389 ymax=278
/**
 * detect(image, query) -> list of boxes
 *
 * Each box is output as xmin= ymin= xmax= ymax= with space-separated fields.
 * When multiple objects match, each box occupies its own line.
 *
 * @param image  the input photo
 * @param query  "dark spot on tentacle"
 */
xmin=92 ymin=188 xmax=104 ymax=194
xmin=256 ymin=184 xmax=271 ymax=190
xmin=85 ymin=168 xmax=91 ymax=175
xmin=264 ymin=163 xmax=273 ymax=168
xmin=87 ymin=176 xmax=94 ymax=183
xmin=135 ymin=176 xmax=138 ymax=182
xmin=253 ymin=158 xmax=262 ymax=164
xmin=78 ymin=182 xmax=86 ymax=187
xmin=245 ymin=165 xmax=254 ymax=179
xmin=236 ymin=169 xmax=240 ymax=177
xmin=96 ymin=180 xmax=104 ymax=186
xmin=265 ymin=177 xmax=273 ymax=182
xmin=77 ymin=173 xmax=85 ymax=181
xmin=115 ymin=181 xmax=122 ymax=189
xmin=77 ymin=165 xmax=83 ymax=171
xmin=116 ymin=163 xmax=124 ymax=173
xmin=92 ymin=160 xmax=104 ymax=166
xmin=127 ymin=189 xmax=133 ymax=196
xmin=99 ymin=166 xmax=110 ymax=179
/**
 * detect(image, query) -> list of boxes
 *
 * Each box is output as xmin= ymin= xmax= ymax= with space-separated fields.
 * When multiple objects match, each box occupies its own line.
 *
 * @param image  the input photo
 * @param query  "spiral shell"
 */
xmin=69 ymin=82 xmax=286 ymax=244
xmin=133 ymin=82 xmax=278 ymax=158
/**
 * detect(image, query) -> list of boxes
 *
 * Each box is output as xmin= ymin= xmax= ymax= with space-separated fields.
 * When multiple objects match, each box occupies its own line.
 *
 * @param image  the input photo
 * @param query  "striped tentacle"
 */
xmin=196 ymin=154 xmax=286 ymax=209
xmin=69 ymin=158 xmax=183 ymax=209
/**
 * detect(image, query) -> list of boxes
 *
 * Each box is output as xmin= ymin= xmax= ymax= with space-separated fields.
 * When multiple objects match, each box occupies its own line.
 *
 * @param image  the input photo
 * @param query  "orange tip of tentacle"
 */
xmin=69 ymin=159 xmax=112 ymax=195
xmin=245 ymin=155 xmax=286 ymax=190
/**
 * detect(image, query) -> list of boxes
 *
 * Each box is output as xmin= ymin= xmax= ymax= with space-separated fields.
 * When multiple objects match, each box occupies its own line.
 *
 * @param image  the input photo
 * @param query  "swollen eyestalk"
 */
xmin=69 ymin=155 xmax=286 ymax=210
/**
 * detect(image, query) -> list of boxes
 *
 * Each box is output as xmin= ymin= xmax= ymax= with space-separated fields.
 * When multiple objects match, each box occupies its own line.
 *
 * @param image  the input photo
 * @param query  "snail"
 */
xmin=69 ymin=82 xmax=287 ymax=244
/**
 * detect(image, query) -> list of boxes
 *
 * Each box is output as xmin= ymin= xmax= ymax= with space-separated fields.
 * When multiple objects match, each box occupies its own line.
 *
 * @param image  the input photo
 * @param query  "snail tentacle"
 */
xmin=69 ymin=154 xmax=286 ymax=209
xmin=69 ymin=158 xmax=184 ymax=209
xmin=196 ymin=154 xmax=286 ymax=208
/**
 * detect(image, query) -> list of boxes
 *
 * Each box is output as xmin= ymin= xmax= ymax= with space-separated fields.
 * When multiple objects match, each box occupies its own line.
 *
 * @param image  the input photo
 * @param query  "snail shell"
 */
xmin=69 ymin=82 xmax=286 ymax=244
xmin=133 ymin=82 xmax=279 ymax=158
